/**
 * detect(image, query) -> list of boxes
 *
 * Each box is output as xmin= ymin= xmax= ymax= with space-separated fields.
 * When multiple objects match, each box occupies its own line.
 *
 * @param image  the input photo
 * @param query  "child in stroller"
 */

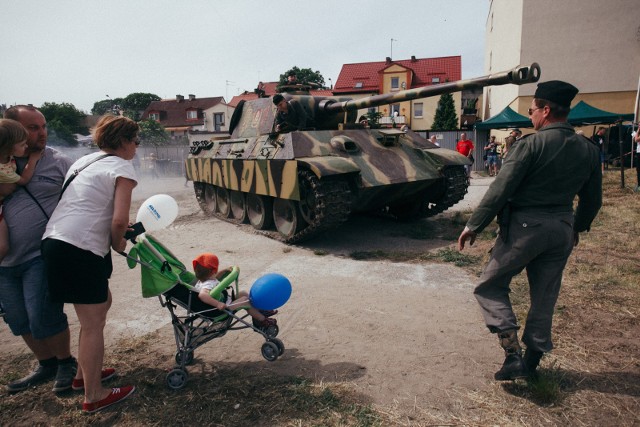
xmin=191 ymin=252 xmax=277 ymax=329
xmin=125 ymin=235 xmax=285 ymax=390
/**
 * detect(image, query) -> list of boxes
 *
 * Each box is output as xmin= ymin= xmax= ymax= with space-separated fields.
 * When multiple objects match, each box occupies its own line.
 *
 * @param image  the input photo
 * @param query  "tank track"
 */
xmin=194 ymin=174 xmax=352 ymax=244
xmin=423 ymin=166 xmax=469 ymax=217
xmin=265 ymin=171 xmax=352 ymax=244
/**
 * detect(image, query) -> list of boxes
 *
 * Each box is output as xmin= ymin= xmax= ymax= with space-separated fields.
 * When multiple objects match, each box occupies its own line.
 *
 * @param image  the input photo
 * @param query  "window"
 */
xmin=186 ymin=110 xmax=198 ymax=120
xmin=391 ymin=77 xmax=399 ymax=90
xmin=214 ymin=113 xmax=225 ymax=131
xmin=149 ymin=112 xmax=159 ymax=121
xmin=391 ymin=104 xmax=400 ymax=116
xmin=414 ymin=102 xmax=423 ymax=118
xmin=431 ymin=77 xmax=440 ymax=84
xmin=354 ymin=82 xmax=363 ymax=88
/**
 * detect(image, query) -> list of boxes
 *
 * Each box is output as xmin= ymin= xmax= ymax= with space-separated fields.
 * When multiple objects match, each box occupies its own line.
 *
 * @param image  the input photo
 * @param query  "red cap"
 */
xmin=192 ymin=253 xmax=219 ymax=273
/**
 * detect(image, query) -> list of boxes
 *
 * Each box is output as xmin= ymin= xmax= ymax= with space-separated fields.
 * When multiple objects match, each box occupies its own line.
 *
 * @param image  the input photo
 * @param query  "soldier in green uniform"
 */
xmin=457 ymin=81 xmax=602 ymax=381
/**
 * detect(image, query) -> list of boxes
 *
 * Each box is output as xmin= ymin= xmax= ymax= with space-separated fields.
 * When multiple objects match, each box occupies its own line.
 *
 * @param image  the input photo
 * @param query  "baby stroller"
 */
xmin=125 ymin=235 xmax=284 ymax=390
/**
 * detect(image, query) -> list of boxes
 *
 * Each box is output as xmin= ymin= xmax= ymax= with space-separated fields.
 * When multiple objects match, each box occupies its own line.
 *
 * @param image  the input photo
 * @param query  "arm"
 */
xmin=198 ymin=288 xmax=226 ymax=310
xmin=16 ymin=151 xmax=43 ymax=186
xmin=111 ymin=177 xmax=137 ymax=253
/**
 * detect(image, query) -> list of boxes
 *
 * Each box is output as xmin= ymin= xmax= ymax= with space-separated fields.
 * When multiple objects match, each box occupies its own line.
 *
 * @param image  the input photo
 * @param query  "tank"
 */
xmin=185 ymin=63 xmax=541 ymax=243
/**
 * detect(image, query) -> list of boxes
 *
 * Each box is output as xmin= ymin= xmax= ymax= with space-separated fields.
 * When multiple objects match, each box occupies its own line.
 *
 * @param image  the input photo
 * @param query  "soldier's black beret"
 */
xmin=272 ymin=94 xmax=284 ymax=105
xmin=534 ymin=80 xmax=579 ymax=107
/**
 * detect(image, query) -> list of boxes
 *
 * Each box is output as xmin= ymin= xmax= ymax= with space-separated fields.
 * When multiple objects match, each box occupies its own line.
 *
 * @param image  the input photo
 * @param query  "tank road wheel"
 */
xmin=195 ymin=183 xmax=217 ymax=216
xmin=247 ymin=194 xmax=274 ymax=230
xmin=230 ymin=191 xmax=248 ymax=223
xmin=298 ymin=170 xmax=321 ymax=224
xmin=273 ymin=198 xmax=304 ymax=239
xmin=216 ymin=187 xmax=232 ymax=218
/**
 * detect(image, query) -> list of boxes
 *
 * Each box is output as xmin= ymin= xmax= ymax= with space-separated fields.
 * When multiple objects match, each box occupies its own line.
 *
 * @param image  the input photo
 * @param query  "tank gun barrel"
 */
xmin=322 ymin=63 xmax=541 ymax=113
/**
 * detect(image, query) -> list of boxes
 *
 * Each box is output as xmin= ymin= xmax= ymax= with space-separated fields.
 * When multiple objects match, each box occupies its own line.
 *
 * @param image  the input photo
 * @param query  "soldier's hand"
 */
xmin=457 ymin=227 xmax=477 ymax=251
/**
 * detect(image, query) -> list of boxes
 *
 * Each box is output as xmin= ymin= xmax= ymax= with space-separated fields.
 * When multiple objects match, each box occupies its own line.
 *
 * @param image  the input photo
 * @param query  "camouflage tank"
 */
xmin=185 ymin=63 xmax=541 ymax=243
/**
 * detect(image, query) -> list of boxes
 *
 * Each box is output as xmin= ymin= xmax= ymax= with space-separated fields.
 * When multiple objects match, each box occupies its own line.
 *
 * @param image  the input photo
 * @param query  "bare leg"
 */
xmin=21 ymin=328 xmax=71 ymax=361
xmin=73 ymin=292 xmax=111 ymax=403
xmin=74 ymin=292 xmax=112 ymax=381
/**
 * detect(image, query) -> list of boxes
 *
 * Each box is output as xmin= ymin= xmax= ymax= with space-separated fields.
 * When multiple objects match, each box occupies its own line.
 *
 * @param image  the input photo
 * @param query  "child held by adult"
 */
xmin=0 ymin=119 xmax=43 ymax=262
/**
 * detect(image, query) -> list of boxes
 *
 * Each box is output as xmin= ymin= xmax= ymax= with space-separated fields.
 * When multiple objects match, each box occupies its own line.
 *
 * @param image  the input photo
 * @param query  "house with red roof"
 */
xmin=141 ymin=94 xmax=231 ymax=139
xmin=334 ymin=55 xmax=478 ymax=131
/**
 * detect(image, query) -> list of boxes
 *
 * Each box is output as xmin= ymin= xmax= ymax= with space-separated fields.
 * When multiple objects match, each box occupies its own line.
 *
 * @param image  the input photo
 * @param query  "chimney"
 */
xmin=411 ymin=55 xmax=417 ymax=62
xmin=176 ymin=94 xmax=184 ymax=102
xmin=385 ymin=57 xmax=392 ymax=64
xmin=188 ymin=94 xmax=195 ymax=101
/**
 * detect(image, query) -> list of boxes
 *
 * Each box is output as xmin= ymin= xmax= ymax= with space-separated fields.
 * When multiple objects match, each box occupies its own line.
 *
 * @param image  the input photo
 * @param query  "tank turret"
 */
xmin=186 ymin=64 xmax=541 ymax=243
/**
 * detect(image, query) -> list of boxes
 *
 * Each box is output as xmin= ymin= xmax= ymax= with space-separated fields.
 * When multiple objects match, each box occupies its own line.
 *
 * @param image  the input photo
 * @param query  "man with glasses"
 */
xmin=457 ymin=81 xmax=602 ymax=381
xmin=0 ymin=105 xmax=76 ymax=393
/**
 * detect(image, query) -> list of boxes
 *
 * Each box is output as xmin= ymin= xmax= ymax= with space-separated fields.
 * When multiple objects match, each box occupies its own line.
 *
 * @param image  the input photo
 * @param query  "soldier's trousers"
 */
xmin=474 ymin=209 xmax=575 ymax=353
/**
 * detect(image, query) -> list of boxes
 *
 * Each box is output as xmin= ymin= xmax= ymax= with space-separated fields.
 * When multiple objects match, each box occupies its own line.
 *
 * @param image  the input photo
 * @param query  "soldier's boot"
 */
xmin=523 ymin=348 xmax=544 ymax=380
xmin=494 ymin=329 xmax=527 ymax=381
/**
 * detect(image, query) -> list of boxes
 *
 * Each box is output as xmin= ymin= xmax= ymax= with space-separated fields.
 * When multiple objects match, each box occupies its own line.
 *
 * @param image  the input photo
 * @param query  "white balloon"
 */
xmin=136 ymin=194 xmax=179 ymax=232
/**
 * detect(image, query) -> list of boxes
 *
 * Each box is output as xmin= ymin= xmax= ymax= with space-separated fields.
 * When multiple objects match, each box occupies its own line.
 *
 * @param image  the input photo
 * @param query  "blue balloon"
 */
xmin=249 ymin=273 xmax=292 ymax=310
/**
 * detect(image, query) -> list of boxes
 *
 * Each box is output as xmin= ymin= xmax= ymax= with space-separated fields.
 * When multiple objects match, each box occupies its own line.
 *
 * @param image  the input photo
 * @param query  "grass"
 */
xmin=1 ymin=169 xmax=639 ymax=426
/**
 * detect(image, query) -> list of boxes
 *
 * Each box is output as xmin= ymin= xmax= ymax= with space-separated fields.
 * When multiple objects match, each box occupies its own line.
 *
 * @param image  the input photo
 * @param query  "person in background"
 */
xmin=457 ymin=81 xmax=602 ymax=381
xmin=503 ymin=128 xmax=522 ymax=159
xmin=484 ymin=135 xmax=500 ymax=176
xmin=456 ymin=132 xmax=474 ymax=178
xmin=0 ymin=106 xmax=75 ymax=394
xmin=591 ymin=127 xmax=607 ymax=173
xmin=41 ymin=115 xmax=139 ymax=413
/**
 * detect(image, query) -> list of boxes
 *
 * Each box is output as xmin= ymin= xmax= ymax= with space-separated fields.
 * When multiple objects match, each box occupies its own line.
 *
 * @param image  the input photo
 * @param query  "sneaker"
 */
xmin=7 ymin=363 xmax=58 ymax=393
xmin=494 ymin=353 xmax=528 ymax=381
xmin=82 ymin=386 xmax=136 ymax=414
xmin=52 ymin=358 xmax=78 ymax=392
xmin=72 ymin=368 xmax=117 ymax=391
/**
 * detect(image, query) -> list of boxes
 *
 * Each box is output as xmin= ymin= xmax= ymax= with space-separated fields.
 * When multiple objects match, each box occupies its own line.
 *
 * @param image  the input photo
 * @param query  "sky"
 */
xmin=1 ymin=0 xmax=489 ymax=114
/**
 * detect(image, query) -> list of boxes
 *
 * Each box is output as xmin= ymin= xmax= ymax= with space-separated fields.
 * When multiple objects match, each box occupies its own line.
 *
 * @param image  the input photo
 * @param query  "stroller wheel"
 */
xmin=166 ymin=368 xmax=189 ymax=390
xmin=270 ymin=338 xmax=285 ymax=356
xmin=263 ymin=324 xmax=279 ymax=339
xmin=175 ymin=350 xmax=195 ymax=366
xmin=261 ymin=342 xmax=279 ymax=362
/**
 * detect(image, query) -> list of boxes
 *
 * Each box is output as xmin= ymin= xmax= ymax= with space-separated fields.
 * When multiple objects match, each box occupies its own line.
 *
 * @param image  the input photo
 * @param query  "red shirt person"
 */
xmin=456 ymin=133 xmax=474 ymax=156
xmin=456 ymin=133 xmax=475 ymax=177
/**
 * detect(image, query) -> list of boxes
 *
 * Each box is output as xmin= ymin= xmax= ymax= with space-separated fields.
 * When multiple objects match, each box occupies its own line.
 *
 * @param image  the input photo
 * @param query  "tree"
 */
xmin=431 ymin=93 xmax=458 ymax=131
xmin=91 ymin=93 xmax=160 ymax=119
xmin=121 ymin=93 xmax=161 ymax=120
xmin=91 ymin=98 xmax=124 ymax=115
xmin=39 ymin=102 xmax=87 ymax=146
xmin=138 ymin=119 xmax=169 ymax=146
xmin=278 ymin=66 xmax=325 ymax=87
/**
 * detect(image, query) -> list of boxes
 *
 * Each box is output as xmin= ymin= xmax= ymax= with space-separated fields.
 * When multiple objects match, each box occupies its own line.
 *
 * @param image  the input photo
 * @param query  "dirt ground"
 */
xmin=1 ymin=174 xmax=501 ymax=415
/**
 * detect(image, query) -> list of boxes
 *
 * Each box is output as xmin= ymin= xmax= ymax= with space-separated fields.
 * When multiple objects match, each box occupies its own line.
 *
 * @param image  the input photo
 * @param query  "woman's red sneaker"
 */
xmin=82 ymin=385 xmax=135 ymax=413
